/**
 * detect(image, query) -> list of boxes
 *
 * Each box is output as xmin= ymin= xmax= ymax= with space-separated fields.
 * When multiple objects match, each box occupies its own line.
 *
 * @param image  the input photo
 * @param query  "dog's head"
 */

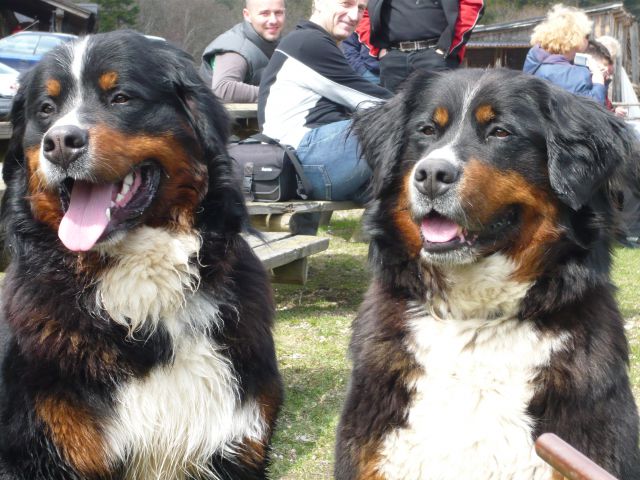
xmin=355 ymin=68 xmax=637 ymax=295
xmin=3 ymin=30 xmax=245 ymax=254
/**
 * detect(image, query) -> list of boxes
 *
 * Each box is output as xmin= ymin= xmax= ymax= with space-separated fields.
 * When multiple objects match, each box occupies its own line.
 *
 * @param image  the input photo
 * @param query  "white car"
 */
xmin=0 ymin=61 xmax=19 ymax=119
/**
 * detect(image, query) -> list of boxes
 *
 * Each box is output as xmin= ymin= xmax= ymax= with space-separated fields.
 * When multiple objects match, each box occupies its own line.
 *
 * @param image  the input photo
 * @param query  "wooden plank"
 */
xmin=272 ymin=258 xmax=309 ymax=285
xmin=246 ymin=200 xmax=359 ymax=216
xmin=243 ymin=231 xmax=292 ymax=249
xmin=0 ymin=122 xmax=11 ymax=140
xmin=225 ymin=103 xmax=258 ymax=120
xmin=252 ymin=235 xmax=329 ymax=271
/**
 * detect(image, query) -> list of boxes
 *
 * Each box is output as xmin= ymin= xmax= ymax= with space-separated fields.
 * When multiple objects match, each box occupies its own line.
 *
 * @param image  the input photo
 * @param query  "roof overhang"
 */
xmin=4 ymin=0 xmax=95 ymax=34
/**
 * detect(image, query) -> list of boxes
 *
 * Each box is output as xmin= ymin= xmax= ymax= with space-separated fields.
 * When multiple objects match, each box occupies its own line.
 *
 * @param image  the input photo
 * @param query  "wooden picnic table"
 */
xmin=225 ymin=103 xmax=258 ymax=139
xmin=225 ymin=103 xmax=258 ymax=120
xmin=247 ymin=200 xmax=361 ymax=235
xmin=244 ymin=231 xmax=329 ymax=284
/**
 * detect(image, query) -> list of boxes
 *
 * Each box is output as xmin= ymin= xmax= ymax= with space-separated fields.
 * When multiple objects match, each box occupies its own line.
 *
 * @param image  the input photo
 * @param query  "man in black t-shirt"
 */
xmin=368 ymin=0 xmax=485 ymax=92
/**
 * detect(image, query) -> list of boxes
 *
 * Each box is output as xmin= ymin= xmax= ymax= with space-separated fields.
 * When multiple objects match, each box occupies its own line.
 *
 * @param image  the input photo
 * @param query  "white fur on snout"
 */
xmin=409 ymin=144 xmax=461 ymax=209
xmin=38 ymin=37 xmax=90 ymax=183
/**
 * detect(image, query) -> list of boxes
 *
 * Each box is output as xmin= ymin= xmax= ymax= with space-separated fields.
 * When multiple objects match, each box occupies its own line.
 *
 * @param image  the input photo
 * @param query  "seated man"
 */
xmin=201 ymin=0 xmax=285 ymax=103
xmin=258 ymin=0 xmax=392 ymax=202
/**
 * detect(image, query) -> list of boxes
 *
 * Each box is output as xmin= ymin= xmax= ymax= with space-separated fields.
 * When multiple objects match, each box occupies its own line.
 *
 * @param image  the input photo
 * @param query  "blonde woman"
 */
xmin=523 ymin=4 xmax=606 ymax=104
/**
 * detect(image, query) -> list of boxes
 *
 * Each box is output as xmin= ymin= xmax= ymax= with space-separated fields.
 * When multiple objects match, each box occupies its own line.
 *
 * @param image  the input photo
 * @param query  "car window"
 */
xmin=0 ymin=35 xmax=39 ymax=55
xmin=0 ymin=63 xmax=17 ymax=75
xmin=35 ymin=36 xmax=66 ymax=55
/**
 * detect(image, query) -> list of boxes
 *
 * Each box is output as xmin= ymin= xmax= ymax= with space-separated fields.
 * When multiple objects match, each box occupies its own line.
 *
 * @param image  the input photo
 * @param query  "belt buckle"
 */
xmin=399 ymin=41 xmax=418 ymax=52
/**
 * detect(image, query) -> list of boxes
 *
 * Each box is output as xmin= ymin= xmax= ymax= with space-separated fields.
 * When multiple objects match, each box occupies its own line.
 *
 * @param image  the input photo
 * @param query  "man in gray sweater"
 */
xmin=201 ymin=0 xmax=285 ymax=103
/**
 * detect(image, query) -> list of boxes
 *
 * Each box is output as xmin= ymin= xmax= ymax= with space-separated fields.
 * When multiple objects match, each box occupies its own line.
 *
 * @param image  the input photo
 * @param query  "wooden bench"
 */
xmin=0 ymin=122 xmax=11 ymax=163
xmin=244 ymin=231 xmax=329 ymax=284
xmin=247 ymin=200 xmax=361 ymax=235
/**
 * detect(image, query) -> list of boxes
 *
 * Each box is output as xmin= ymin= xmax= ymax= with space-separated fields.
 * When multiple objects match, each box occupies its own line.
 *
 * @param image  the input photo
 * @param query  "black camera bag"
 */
xmin=227 ymin=134 xmax=312 ymax=202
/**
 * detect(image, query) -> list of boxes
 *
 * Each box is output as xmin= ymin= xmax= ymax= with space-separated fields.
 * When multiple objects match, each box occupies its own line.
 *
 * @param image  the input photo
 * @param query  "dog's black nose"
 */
xmin=413 ymin=157 xmax=460 ymax=199
xmin=42 ymin=125 xmax=89 ymax=169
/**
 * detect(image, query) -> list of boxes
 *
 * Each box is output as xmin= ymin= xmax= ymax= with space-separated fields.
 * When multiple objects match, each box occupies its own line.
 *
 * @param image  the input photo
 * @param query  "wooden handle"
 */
xmin=535 ymin=433 xmax=619 ymax=480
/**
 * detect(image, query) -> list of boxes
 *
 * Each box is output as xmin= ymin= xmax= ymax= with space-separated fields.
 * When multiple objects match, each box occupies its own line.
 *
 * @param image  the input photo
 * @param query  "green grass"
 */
xmin=269 ymin=212 xmax=368 ymax=479
xmin=613 ymin=247 xmax=640 ymax=399
xmin=269 ymin=211 xmax=640 ymax=479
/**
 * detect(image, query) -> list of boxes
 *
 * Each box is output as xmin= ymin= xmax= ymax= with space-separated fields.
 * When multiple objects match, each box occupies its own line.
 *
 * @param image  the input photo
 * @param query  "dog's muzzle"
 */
xmin=413 ymin=156 xmax=460 ymax=200
xmin=43 ymin=125 xmax=89 ymax=170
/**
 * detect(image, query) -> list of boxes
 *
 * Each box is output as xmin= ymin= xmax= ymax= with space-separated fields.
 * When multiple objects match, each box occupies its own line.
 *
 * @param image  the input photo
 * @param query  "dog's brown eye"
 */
xmin=421 ymin=125 xmax=436 ymax=136
xmin=111 ymin=93 xmax=129 ymax=105
xmin=491 ymin=128 xmax=510 ymax=138
xmin=40 ymin=103 xmax=55 ymax=115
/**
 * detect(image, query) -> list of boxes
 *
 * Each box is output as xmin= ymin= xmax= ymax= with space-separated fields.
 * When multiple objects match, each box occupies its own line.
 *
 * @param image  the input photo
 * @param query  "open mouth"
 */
xmin=420 ymin=207 xmax=519 ymax=254
xmin=58 ymin=162 xmax=161 ymax=252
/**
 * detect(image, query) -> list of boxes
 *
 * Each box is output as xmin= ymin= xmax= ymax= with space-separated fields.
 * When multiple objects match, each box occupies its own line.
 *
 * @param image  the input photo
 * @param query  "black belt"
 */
xmin=390 ymin=39 xmax=438 ymax=52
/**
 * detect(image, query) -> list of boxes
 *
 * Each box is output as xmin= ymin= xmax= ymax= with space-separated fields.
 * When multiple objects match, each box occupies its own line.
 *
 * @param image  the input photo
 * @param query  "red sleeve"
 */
xmin=355 ymin=9 xmax=380 ymax=58
xmin=450 ymin=0 xmax=485 ymax=61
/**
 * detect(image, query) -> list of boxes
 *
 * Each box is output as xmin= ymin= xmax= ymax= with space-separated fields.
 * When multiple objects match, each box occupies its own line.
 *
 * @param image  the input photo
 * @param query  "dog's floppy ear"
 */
xmin=352 ymin=71 xmax=439 ymax=198
xmin=160 ymin=42 xmax=248 ymax=234
xmin=544 ymin=86 xmax=635 ymax=210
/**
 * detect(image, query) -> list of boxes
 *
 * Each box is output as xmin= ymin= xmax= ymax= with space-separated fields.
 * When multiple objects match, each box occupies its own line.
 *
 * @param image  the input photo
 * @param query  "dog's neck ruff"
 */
xmin=424 ymin=253 xmax=531 ymax=322
xmin=95 ymin=226 xmax=202 ymax=338
xmin=374 ymin=255 xmax=566 ymax=479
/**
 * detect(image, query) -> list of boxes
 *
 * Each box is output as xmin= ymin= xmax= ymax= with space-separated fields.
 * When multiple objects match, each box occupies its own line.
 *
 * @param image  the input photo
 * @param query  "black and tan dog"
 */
xmin=0 ymin=31 xmax=282 ymax=480
xmin=335 ymin=68 xmax=640 ymax=479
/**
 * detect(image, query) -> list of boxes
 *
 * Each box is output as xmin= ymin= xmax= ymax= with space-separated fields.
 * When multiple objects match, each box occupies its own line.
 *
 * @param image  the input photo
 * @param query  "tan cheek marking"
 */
xmin=475 ymin=104 xmax=496 ymax=124
xmin=35 ymin=396 xmax=109 ymax=477
xmin=433 ymin=106 xmax=449 ymax=128
xmin=460 ymin=159 xmax=561 ymax=282
xmin=46 ymin=79 xmax=62 ymax=97
xmin=25 ymin=146 xmax=63 ymax=230
xmin=393 ymin=171 xmax=422 ymax=258
xmin=90 ymin=126 xmax=208 ymax=231
xmin=98 ymin=71 xmax=118 ymax=91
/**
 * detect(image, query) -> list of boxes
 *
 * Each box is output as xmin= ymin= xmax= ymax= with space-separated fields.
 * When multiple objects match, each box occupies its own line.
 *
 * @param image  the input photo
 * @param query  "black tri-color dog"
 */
xmin=335 ymin=68 xmax=640 ymax=479
xmin=0 ymin=31 xmax=282 ymax=480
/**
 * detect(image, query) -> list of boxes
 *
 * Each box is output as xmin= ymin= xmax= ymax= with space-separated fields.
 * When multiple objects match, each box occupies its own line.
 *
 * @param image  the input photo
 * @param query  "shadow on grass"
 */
xmin=274 ymin=253 xmax=371 ymax=313
xmin=269 ymin=363 xmax=350 ymax=479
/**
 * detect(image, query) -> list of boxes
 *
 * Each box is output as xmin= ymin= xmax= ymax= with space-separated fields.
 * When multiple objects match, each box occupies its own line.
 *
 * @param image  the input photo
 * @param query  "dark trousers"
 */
xmin=379 ymin=48 xmax=459 ymax=93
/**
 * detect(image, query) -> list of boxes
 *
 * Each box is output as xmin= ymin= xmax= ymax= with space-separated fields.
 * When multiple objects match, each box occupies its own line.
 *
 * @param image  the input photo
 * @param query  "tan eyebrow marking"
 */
xmin=433 ymin=106 xmax=449 ymax=128
xmin=475 ymin=104 xmax=496 ymax=124
xmin=98 ymin=71 xmax=119 ymax=91
xmin=46 ymin=79 xmax=61 ymax=97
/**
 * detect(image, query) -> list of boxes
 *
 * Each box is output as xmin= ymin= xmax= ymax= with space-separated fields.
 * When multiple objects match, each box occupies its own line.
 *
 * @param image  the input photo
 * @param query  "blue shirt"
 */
xmin=523 ymin=45 xmax=606 ymax=105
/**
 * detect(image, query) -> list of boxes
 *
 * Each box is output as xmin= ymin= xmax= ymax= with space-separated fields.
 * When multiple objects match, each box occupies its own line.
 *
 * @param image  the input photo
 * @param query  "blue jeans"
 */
xmin=295 ymin=120 xmax=371 ymax=203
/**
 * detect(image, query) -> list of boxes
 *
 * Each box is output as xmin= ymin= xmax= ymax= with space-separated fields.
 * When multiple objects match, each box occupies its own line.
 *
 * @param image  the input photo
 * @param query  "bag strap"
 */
xmin=244 ymin=133 xmax=313 ymax=200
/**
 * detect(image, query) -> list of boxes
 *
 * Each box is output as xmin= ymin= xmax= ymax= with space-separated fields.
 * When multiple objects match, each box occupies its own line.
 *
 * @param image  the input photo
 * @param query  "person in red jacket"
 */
xmin=368 ymin=0 xmax=485 ymax=92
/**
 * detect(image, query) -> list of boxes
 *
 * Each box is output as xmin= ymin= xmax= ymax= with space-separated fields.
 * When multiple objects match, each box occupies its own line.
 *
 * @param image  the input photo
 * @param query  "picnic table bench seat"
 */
xmin=244 ymin=231 xmax=329 ymax=284
xmin=247 ymin=200 xmax=361 ymax=235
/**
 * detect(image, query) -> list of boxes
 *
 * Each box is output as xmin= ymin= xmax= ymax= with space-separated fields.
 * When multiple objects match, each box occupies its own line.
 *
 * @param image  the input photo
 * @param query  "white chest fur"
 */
xmin=105 ymin=331 xmax=265 ymax=480
xmin=95 ymin=227 xmax=265 ymax=478
xmin=377 ymin=255 xmax=566 ymax=480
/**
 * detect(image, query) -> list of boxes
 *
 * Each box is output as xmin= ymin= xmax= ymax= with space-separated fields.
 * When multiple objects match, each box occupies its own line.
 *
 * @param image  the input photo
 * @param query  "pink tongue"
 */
xmin=421 ymin=216 xmax=460 ymax=243
xmin=58 ymin=181 xmax=116 ymax=252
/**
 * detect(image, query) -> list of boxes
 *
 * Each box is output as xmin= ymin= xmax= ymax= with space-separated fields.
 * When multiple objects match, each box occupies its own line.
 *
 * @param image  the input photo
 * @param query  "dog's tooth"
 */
xmin=121 ymin=173 xmax=134 ymax=196
xmin=105 ymin=208 xmax=111 ymax=221
xmin=115 ymin=193 xmax=125 ymax=204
